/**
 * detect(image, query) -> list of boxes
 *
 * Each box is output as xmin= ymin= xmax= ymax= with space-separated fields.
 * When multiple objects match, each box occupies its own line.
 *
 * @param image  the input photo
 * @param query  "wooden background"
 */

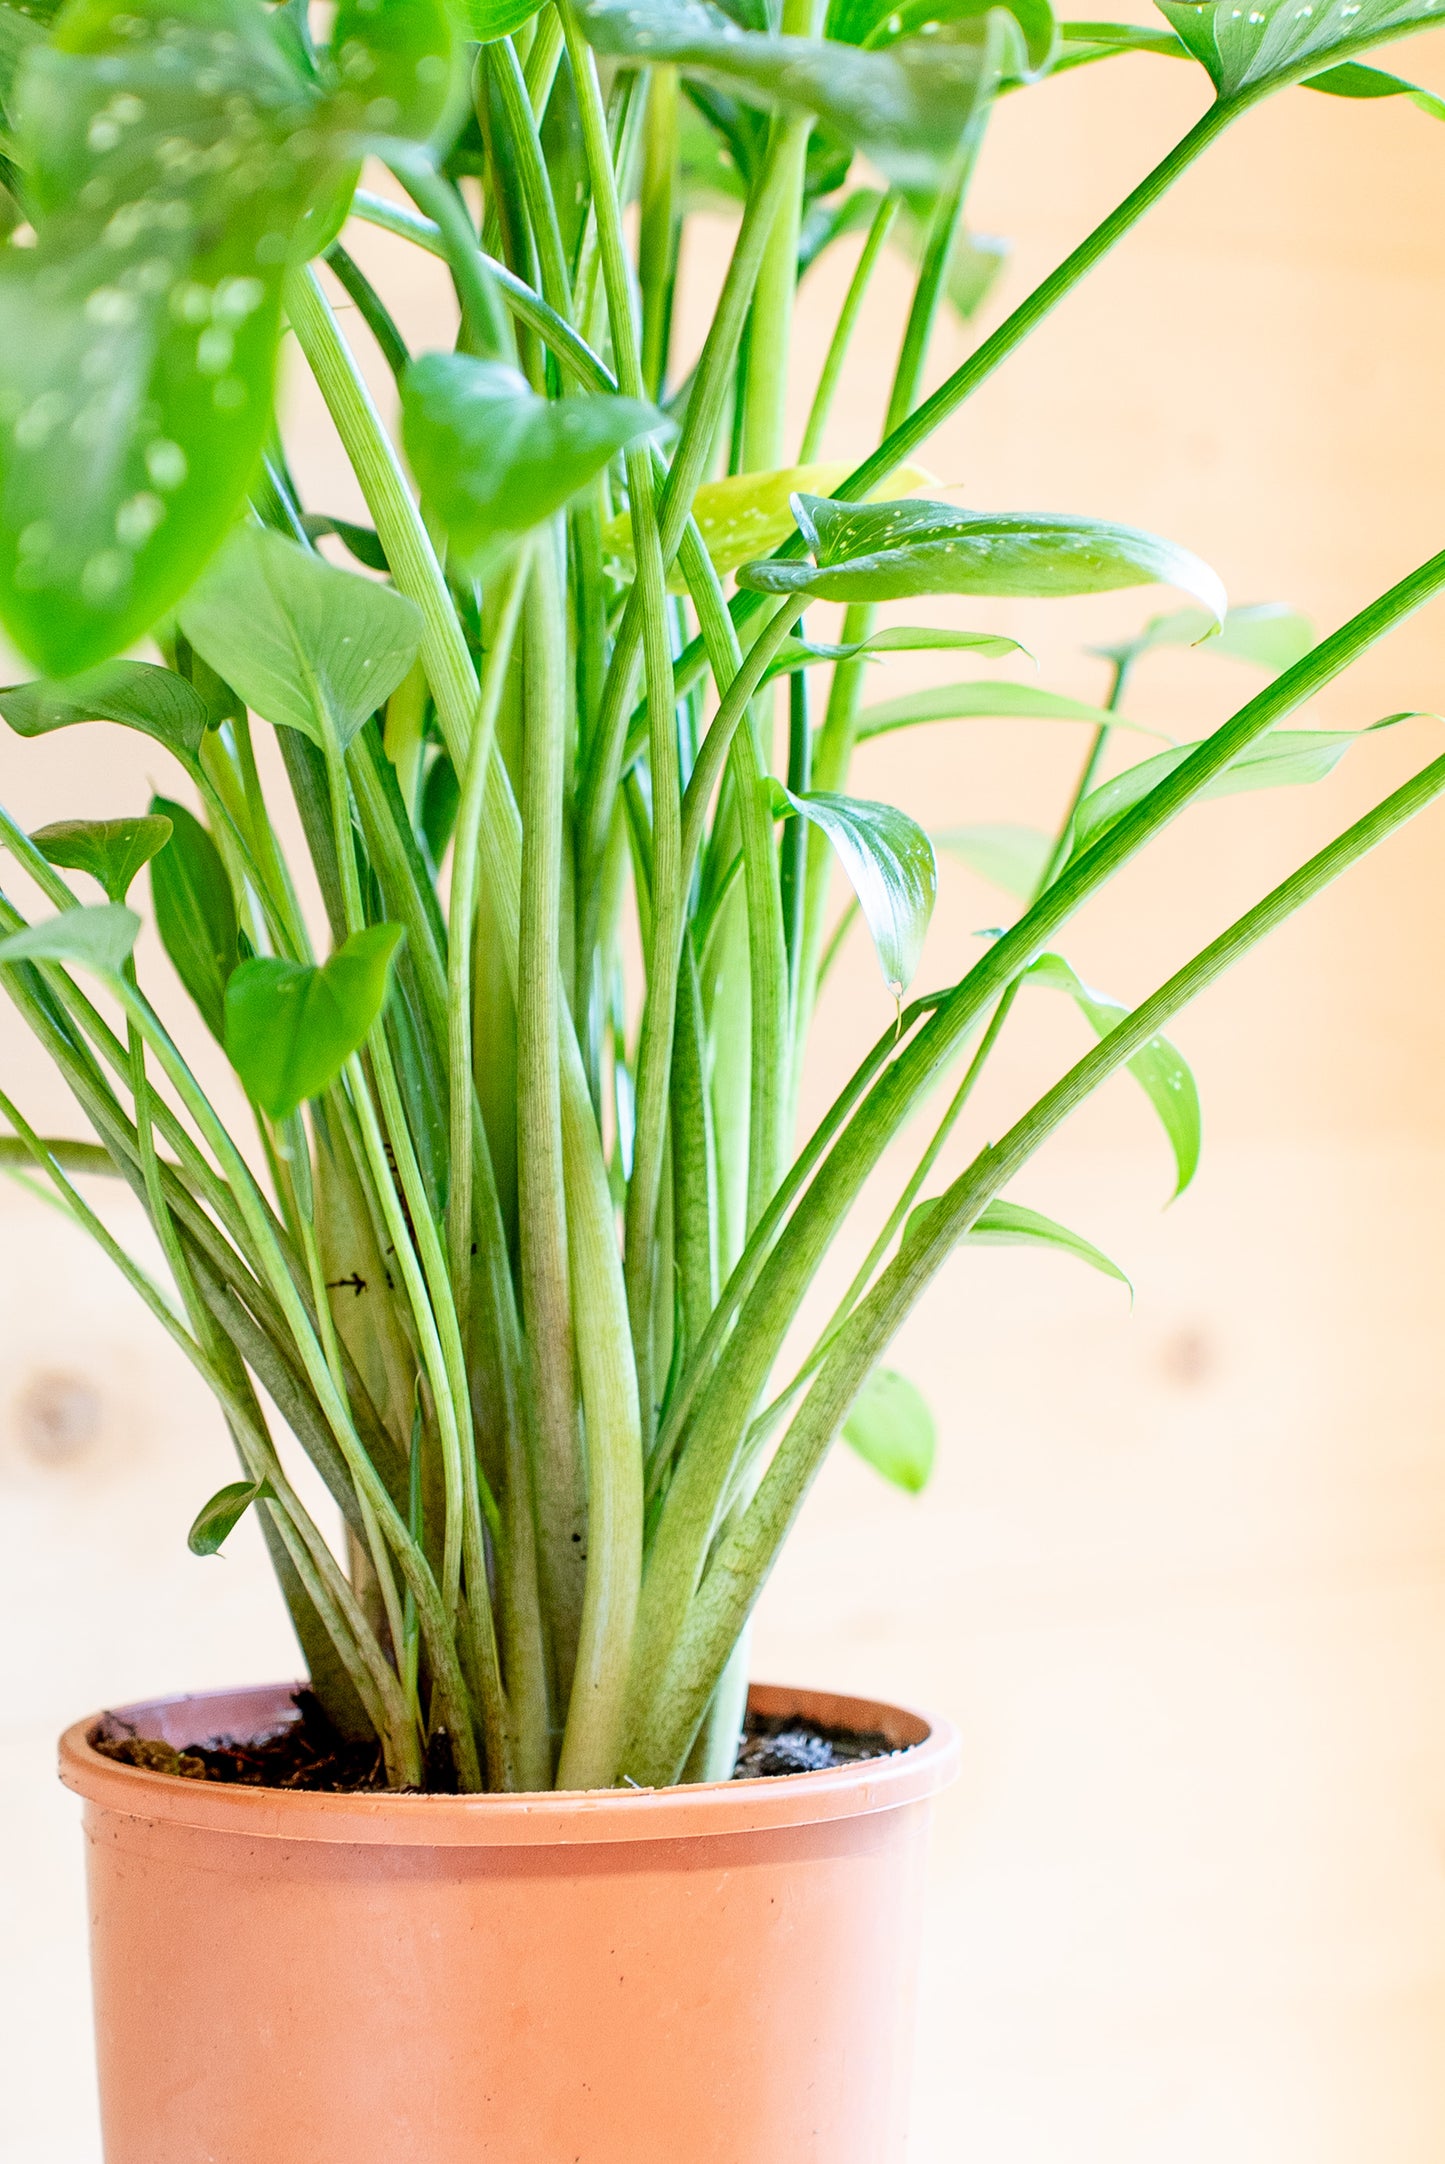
xmin=3 ymin=25 xmax=1445 ymax=2160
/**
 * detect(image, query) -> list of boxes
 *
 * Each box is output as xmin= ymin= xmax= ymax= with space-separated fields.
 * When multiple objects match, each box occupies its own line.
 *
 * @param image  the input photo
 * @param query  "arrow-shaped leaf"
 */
xmin=780 ymin=786 xmax=936 ymax=994
xmin=403 ymin=353 xmax=665 ymax=578
xmin=32 ymin=815 xmax=172 ymax=905
xmin=740 ymin=495 xmax=1227 ymax=620
xmin=224 ymin=921 xmax=406 ymax=1120
xmin=179 ymin=525 xmax=423 ymax=751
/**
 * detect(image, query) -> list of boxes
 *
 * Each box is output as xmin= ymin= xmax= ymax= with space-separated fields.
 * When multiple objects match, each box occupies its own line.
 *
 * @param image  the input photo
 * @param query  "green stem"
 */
xmin=625 ymin=747 xmax=1445 ymax=1781
xmin=798 ymin=192 xmax=899 ymax=464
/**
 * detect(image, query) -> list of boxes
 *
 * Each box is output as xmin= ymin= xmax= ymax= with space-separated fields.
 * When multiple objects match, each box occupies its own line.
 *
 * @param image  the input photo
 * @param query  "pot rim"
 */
xmin=59 ymin=1679 xmax=960 ymax=1846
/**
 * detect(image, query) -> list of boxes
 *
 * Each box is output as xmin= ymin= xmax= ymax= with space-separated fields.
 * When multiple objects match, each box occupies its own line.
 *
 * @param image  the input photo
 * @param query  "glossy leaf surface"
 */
xmin=149 ymin=795 xmax=238 ymax=1042
xmin=781 ymin=787 xmax=936 ymax=994
xmin=761 ymin=624 xmax=1027 ymax=686
xmin=842 ymin=1367 xmax=936 ymax=1493
xmin=179 ymin=526 xmax=422 ymax=750
xmin=32 ymin=813 xmax=171 ymax=904
xmin=224 ymin=922 xmax=406 ymax=1120
xmin=740 ymin=495 xmax=1228 ymax=619
xmin=0 ymin=661 xmax=209 ymax=762
xmin=603 ymin=460 xmax=929 ymax=590
xmin=403 ymin=354 xmax=664 ymax=577
xmin=0 ymin=901 xmax=138 ymax=973
xmin=1026 ymin=950 xmax=1201 ymax=1195
xmin=1156 ymin=0 xmax=1445 ymax=97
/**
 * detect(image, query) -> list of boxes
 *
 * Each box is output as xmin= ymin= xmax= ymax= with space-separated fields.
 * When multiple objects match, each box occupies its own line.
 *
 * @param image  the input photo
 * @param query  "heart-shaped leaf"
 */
xmin=402 ymin=353 xmax=665 ymax=577
xmin=149 ymin=795 xmax=239 ymax=1041
xmin=0 ymin=661 xmax=210 ymax=762
xmin=0 ymin=901 xmax=139 ymax=974
xmin=739 ymin=495 xmax=1228 ymax=620
xmin=934 ymin=821 xmax=1052 ymax=899
xmin=842 ymin=1367 xmax=936 ymax=1494
xmin=857 ymin=678 xmax=1162 ymax=741
xmin=905 ymin=1190 xmax=1130 ymax=1288
xmin=1156 ymin=0 xmax=1445 ymax=99
xmin=224 ymin=921 xmax=406 ymax=1120
xmin=1025 ymin=951 xmax=1201 ymax=1196
xmin=780 ymin=786 xmax=936 ymax=994
xmin=571 ymin=0 xmax=1012 ymax=196
xmin=179 ymin=525 xmax=423 ymax=750
xmin=32 ymin=814 xmax=171 ymax=904
xmin=1071 ymin=716 xmax=1415 ymax=857
xmin=188 ymin=1475 xmax=274 ymax=1556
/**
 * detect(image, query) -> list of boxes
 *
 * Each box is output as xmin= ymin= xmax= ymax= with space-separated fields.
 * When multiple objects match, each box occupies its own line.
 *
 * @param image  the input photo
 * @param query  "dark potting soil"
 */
xmin=91 ymin=1695 xmax=900 ymax=1795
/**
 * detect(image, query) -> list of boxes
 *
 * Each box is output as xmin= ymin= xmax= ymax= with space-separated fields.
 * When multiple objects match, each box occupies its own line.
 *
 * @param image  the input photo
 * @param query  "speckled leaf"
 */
xmin=0 ymin=660 xmax=210 ymax=760
xmin=1156 ymin=0 xmax=1445 ymax=97
xmin=740 ymin=495 xmax=1227 ymax=618
xmin=781 ymin=786 xmax=935 ymax=994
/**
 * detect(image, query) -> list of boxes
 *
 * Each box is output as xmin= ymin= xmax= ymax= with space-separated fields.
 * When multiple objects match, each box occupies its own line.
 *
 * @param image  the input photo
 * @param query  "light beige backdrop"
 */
xmin=4 ymin=30 xmax=1445 ymax=2163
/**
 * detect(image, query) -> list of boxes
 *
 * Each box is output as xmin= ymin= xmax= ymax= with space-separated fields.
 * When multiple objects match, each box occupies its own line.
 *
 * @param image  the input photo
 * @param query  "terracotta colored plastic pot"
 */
xmin=60 ymin=1678 xmax=958 ymax=2164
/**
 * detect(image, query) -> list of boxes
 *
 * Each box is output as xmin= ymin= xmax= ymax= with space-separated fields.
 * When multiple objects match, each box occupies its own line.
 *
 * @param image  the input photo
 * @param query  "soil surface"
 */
xmin=91 ymin=1696 xmax=900 ymax=1795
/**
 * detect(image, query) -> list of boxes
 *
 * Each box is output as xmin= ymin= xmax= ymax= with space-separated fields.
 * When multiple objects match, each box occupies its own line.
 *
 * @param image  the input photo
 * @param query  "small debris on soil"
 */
xmin=91 ymin=1692 xmax=394 ymax=1794
xmin=91 ymin=1697 xmax=900 ymax=1793
xmin=730 ymin=1709 xmax=896 ymax=1780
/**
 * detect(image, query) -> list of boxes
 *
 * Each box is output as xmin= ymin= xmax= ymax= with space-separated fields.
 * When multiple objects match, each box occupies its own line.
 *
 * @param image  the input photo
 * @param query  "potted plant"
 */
xmin=1 ymin=0 xmax=1441 ymax=2150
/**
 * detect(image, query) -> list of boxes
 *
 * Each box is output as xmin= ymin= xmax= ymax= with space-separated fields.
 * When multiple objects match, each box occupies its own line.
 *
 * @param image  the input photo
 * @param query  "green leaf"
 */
xmin=1098 ymin=599 xmax=1315 ymax=673
xmin=0 ymin=661 xmax=210 ymax=762
xmin=327 ymin=0 xmax=457 ymax=144
xmin=224 ymin=922 xmax=406 ymax=1120
xmin=447 ymin=0 xmax=542 ymax=42
xmin=780 ymin=787 xmax=936 ymax=994
xmin=934 ymin=821 xmax=1052 ymax=898
xmin=0 ymin=901 xmax=138 ymax=974
xmin=402 ymin=353 xmax=665 ymax=578
xmin=842 ymin=1367 xmax=936 ymax=1494
xmin=1025 ymin=951 xmax=1201 ymax=1195
xmin=905 ymin=1190 xmax=1131 ymax=1288
xmin=1303 ymin=57 xmax=1445 ymax=116
xmin=178 ymin=525 xmax=423 ymax=751
xmin=149 ymin=795 xmax=239 ymax=1042
xmin=187 ymin=1476 xmax=274 ymax=1557
xmin=829 ymin=0 xmax=1057 ymax=67
xmin=603 ymin=459 xmax=929 ymax=591
xmin=31 ymin=814 xmax=171 ymax=904
xmin=760 ymin=624 xmax=1028 ymax=687
xmin=0 ymin=0 xmax=335 ymax=675
xmin=739 ymin=495 xmax=1228 ymax=619
xmin=0 ymin=0 xmax=456 ymax=676
xmin=570 ymin=0 xmax=1012 ymax=197
xmin=1155 ymin=0 xmax=1445 ymax=99
xmin=301 ymin=513 xmax=390 ymax=573
xmin=857 ymin=678 xmax=1161 ymax=740
xmin=1071 ymin=717 xmax=1416 ymax=857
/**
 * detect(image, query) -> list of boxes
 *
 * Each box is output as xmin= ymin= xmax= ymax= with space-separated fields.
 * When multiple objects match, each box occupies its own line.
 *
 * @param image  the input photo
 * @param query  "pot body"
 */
xmin=60 ymin=1680 xmax=959 ymax=2164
